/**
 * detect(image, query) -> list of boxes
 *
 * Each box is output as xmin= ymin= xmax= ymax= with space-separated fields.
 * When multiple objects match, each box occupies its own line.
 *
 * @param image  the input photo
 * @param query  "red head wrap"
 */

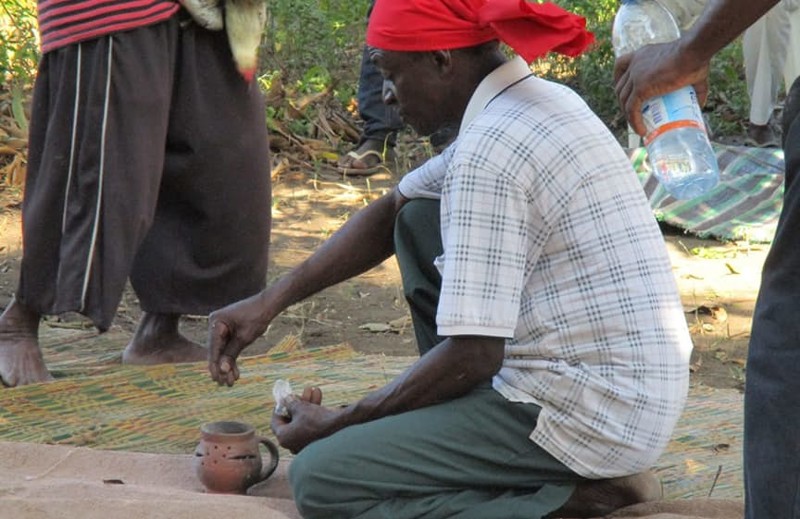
xmin=366 ymin=0 xmax=594 ymax=63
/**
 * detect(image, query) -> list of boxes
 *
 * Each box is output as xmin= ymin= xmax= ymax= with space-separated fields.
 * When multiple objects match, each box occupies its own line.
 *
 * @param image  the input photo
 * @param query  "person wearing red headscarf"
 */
xmin=208 ymin=1 xmax=691 ymax=517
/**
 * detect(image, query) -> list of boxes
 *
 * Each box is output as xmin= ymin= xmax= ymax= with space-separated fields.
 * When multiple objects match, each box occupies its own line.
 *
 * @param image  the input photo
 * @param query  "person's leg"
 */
xmin=289 ymin=385 xmax=660 ymax=519
xmin=0 ymin=49 xmax=60 ymax=387
xmin=122 ymin=312 xmax=206 ymax=365
xmin=744 ymin=76 xmax=800 ymax=518
xmin=0 ymin=299 xmax=50 ymax=386
xmin=125 ymin=18 xmax=271 ymax=364
xmin=289 ymin=386 xmax=578 ymax=519
xmin=743 ymin=5 xmax=789 ymax=146
xmin=393 ymin=199 xmax=443 ymax=355
xmin=783 ymin=5 xmax=800 ymax=92
xmin=1 ymin=22 xmax=181 ymax=383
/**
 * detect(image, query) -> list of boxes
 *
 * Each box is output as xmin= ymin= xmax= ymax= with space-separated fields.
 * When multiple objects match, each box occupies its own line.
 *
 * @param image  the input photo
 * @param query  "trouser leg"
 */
xmin=130 ymin=20 xmax=271 ymax=315
xmin=289 ymin=385 xmax=578 ymax=519
xmin=745 ymin=76 xmax=800 ymax=519
xmin=393 ymin=199 xmax=443 ymax=355
xmin=784 ymin=7 xmax=800 ymax=91
xmin=743 ymin=4 xmax=790 ymax=125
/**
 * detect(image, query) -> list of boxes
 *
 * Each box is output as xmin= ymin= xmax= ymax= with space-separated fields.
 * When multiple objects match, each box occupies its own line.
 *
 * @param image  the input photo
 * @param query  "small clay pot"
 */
xmin=193 ymin=420 xmax=280 ymax=494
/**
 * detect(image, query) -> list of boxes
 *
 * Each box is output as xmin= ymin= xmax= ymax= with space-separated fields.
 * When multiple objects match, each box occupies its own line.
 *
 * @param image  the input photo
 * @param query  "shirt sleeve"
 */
xmin=397 ymin=142 xmax=457 ymax=200
xmin=435 ymin=153 xmax=529 ymax=339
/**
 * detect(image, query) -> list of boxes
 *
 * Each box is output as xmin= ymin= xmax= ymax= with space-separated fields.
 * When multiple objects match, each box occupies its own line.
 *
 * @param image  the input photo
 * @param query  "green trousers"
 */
xmin=289 ymin=386 xmax=578 ymax=519
xmin=393 ymin=198 xmax=444 ymax=354
xmin=288 ymin=200 xmax=581 ymax=518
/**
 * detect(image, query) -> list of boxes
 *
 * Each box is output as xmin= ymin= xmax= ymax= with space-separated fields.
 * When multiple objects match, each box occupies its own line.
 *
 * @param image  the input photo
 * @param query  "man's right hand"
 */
xmin=207 ymin=292 xmax=273 ymax=386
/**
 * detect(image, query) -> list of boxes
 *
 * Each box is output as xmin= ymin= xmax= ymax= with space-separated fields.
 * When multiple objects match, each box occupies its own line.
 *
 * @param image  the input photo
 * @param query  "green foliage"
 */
xmin=705 ymin=40 xmax=750 ymax=137
xmin=261 ymin=0 xmax=370 ymax=102
xmin=0 ymin=0 xmax=39 ymax=89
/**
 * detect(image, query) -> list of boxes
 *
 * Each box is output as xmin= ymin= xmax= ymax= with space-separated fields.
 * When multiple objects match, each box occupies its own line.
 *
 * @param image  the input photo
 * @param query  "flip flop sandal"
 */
xmin=336 ymin=149 xmax=388 ymax=176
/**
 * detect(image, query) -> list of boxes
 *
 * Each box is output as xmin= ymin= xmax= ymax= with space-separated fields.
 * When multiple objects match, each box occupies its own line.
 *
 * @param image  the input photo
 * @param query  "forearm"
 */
xmin=681 ymin=0 xmax=780 ymax=63
xmin=263 ymin=189 xmax=406 ymax=319
xmin=332 ymin=336 xmax=505 ymax=432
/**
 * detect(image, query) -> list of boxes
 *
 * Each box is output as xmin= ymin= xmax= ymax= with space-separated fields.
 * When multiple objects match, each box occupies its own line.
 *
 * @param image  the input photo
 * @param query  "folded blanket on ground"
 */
xmin=631 ymin=144 xmax=784 ymax=243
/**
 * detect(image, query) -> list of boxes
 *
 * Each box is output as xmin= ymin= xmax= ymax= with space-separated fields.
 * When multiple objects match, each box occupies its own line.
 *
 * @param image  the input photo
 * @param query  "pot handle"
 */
xmin=257 ymin=436 xmax=280 ymax=482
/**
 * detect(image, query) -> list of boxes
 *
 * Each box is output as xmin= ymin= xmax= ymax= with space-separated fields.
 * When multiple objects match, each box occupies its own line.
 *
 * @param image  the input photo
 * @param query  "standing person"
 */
xmin=614 ymin=2 xmax=800 ymax=517
xmin=208 ymin=1 xmax=693 ymax=517
xmin=0 ymin=0 xmax=272 ymax=387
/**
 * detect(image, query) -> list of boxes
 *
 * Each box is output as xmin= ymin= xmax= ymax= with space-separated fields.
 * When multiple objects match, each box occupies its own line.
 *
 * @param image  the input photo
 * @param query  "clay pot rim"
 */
xmin=200 ymin=420 xmax=255 ymax=437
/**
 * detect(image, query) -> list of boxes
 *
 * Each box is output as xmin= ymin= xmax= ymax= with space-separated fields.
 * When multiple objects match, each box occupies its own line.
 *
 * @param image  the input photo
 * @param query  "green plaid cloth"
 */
xmin=630 ymin=144 xmax=784 ymax=243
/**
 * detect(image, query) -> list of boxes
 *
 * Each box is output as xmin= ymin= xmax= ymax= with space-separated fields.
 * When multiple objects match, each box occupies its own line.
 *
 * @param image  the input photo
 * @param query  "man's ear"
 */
xmin=430 ymin=49 xmax=453 ymax=75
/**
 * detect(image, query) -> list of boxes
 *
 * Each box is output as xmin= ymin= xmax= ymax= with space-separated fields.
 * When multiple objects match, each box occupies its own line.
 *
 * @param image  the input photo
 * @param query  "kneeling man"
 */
xmin=207 ymin=1 xmax=692 ymax=517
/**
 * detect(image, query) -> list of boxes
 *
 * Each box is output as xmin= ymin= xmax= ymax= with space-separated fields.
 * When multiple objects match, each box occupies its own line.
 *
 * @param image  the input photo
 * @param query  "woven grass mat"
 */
xmin=0 ymin=327 xmax=744 ymax=501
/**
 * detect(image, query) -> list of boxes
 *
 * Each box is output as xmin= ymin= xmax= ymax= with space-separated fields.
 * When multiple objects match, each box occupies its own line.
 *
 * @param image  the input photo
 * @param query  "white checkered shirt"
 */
xmin=398 ymin=57 xmax=692 ymax=479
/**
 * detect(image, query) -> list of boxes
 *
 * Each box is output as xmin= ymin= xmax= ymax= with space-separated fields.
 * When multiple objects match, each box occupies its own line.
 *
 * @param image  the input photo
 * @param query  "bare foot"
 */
xmin=547 ymin=471 xmax=663 ymax=518
xmin=0 ymin=298 xmax=53 ymax=387
xmin=122 ymin=312 xmax=207 ymax=365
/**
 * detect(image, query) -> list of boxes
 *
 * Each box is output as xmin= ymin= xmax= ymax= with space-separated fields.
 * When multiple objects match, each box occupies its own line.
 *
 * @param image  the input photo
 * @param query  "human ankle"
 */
xmin=0 ymin=298 xmax=41 ymax=334
xmin=134 ymin=312 xmax=181 ymax=338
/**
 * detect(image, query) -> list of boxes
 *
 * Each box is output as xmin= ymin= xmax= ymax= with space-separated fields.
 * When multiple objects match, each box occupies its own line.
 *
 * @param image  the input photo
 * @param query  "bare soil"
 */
xmin=0 ymin=167 xmax=767 ymax=391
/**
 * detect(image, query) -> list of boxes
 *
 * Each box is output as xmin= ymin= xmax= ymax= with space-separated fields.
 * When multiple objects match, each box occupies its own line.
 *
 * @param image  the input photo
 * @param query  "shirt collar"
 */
xmin=459 ymin=56 xmax=532 ymax=135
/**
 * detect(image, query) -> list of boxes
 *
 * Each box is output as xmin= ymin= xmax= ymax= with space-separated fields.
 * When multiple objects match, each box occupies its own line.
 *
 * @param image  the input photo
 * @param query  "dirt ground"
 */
xmin=0 ymin=166 xmax=768 ymax=391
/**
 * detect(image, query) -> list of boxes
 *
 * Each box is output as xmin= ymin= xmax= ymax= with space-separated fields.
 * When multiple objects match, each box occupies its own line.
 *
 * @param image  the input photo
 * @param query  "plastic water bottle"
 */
xmin=612 ymin=0 xmax=720 ymax=199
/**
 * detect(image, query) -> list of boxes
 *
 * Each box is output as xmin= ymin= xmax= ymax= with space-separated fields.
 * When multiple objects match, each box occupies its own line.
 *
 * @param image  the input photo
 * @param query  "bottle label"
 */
xmin=642 ymin=86 xmax=706 ymax=145
xmin=643 ymin=119 xmax=705 ymax=146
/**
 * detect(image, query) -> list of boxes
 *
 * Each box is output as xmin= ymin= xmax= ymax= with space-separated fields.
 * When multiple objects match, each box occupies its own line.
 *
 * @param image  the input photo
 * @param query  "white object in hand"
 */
xmin=273 ymin=379 xmax=293 ymax=418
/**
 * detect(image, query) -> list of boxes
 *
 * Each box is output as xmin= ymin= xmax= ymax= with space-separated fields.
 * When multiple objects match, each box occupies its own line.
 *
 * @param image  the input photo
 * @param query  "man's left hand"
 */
xmin=271 ymin=386 xmax=344 ymax=454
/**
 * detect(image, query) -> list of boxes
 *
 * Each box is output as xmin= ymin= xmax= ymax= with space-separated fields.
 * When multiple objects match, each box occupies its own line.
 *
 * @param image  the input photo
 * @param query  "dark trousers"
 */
xmin=289 ymin=385 xmax=577 ymax=519
xmin=745 ymin=76 xmax=800 ymax=518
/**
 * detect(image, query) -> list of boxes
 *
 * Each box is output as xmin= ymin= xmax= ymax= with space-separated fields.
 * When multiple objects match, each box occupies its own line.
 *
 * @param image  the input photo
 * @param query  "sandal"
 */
xmin=337 ymin=141 xmax=392 ymax=176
